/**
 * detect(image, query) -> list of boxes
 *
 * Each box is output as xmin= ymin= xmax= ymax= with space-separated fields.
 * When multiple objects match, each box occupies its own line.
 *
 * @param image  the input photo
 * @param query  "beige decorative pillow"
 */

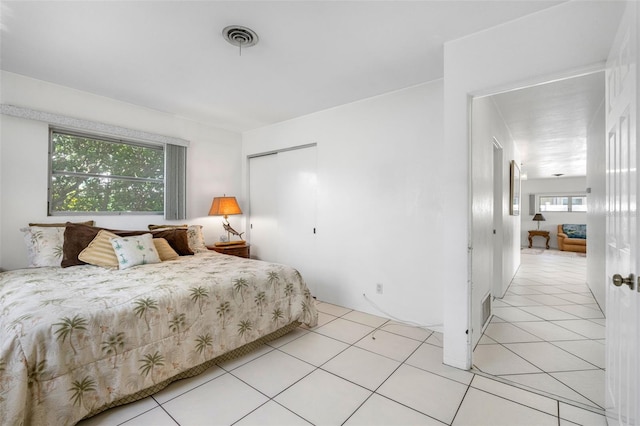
xmin=153 ymin=238 xmax=179 ymax=261
xmin=78 ymin=230 xmax=119 ymax=268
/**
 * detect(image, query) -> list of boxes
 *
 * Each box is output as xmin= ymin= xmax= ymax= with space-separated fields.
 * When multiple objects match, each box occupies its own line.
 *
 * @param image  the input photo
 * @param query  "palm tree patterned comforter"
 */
xmin=0 ymin=252 xmax=318 ymax=425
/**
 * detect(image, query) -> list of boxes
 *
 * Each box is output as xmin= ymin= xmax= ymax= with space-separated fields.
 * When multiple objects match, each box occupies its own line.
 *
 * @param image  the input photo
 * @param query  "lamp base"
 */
xmin=214 ymin=240 xmax=246 ymax=247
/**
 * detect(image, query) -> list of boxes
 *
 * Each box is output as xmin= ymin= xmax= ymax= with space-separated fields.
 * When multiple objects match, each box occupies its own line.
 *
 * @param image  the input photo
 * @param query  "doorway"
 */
xmin=470 ymin=71 xmax=606 ymax=408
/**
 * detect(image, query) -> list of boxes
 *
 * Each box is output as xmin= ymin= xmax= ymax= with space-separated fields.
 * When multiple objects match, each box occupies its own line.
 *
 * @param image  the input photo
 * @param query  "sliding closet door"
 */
xmin=248 ymin=154 xmax=279 ymax=262
xmin=277 ymin=146 xmax=317 ymax=294
xmin=248 ymin=146 xmax=317 ymax=294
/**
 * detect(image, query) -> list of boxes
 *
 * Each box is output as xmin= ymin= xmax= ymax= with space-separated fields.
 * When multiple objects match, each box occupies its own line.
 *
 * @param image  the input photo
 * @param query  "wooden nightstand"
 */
xmin=207 ymin=244 xmax=250 ymax=258
xmin=528 ymin=230 xmax=550 ymax=249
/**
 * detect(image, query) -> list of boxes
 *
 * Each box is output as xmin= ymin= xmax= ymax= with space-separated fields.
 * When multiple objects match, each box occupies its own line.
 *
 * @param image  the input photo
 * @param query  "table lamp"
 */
xmin=532 ymin=213 xmax=546 ymax=230
xmin=208 ymin=196 xmax=244 ymax=246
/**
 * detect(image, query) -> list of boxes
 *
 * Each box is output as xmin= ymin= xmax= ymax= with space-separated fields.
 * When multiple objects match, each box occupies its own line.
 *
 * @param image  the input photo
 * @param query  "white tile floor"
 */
xmin=474 ymin=249 xmax=606 ymax=414
xmin=79 ymin=261 xmax=607 ymax=426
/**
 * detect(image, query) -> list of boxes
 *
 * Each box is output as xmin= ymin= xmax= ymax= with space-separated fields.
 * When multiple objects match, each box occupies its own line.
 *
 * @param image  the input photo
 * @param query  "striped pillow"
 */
xmin=78 ymin=229 xmax=119 ymax=268
xmin=153 ymin=238 xmax=179 ymax=261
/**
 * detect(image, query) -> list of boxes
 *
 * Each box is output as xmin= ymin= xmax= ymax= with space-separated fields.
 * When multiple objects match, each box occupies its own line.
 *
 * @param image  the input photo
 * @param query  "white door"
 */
xmin=248 ymin=146 xmax=318 ymax=294
xmin=276 ymin=146 xmax=318 ymax=295
xmin=248 ymin=154 xmax=279 ymax=262
xmin=605 ymin=2 xmax=639 ymax=425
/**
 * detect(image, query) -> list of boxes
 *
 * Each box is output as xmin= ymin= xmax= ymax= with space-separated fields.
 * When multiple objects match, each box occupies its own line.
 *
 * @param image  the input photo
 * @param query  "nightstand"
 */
xmin=207 ymin=244 xmax=250 ymax=258
xmin=528 ymin=230 xmax=550 ymax=249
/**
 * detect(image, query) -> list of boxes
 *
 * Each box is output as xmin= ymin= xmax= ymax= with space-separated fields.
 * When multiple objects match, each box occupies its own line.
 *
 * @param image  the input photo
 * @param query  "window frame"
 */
xmin=48 ymin=127 xmax=166 ymax=216
xmin=537 ymin=193 xmax=587 ymax=213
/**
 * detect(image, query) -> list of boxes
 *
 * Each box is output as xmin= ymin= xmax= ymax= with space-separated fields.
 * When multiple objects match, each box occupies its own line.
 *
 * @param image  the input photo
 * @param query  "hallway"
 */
xmin=474 ymin=250 xmax=605 ymax=411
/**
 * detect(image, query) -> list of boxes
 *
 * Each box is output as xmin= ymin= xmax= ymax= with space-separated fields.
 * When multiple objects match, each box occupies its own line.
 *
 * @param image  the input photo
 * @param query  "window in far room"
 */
xmin=538 ymin=195 xmax=587 ymax=212
xmin=48 ymin=128 xmax=186 ymax=217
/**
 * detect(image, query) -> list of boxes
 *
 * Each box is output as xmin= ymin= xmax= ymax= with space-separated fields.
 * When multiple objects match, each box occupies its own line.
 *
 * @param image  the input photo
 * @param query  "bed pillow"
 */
xmin=149 ymin=228 xmax=193 ymax=256
xmin=148 ymin=224 xmax=187 ymax=230
xmin=187 ymin=225 xmax=209 ymax=253
xmin=110 ymin=234 xmax=161 ymax=270
xmin=153 ymin=238 xmax=179 ymax=261
xmin=29 ymin=220 xmax=95 ymax=227
xmin=147 ymin=224 xmax=206 ymax=253
xmin=21 ymin=226 xmax=65 ymax=267
xmin=62 ymin=223 xmax=194 ymax=267
xmin=62 ymin=223 xmax=105 ymax=267
xmin=78 ymin=230 xmax=119 ymax=268
xmin=118 ymin=228 xmax=193 ymax=256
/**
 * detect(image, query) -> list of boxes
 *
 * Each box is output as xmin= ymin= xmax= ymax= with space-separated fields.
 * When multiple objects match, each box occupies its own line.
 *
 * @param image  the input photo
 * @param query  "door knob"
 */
xmin=612 ymin=273 xmax=635 ymax=290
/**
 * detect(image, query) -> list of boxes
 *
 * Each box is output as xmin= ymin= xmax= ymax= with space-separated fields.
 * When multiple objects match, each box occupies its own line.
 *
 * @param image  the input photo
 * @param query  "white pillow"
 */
xmin=110 ymin=233 xmax=161 ymax=270
xmin=187 ymin=225 xmax=209 ymax=253
xmin=21 ymin=226 xmax=65 ymax=267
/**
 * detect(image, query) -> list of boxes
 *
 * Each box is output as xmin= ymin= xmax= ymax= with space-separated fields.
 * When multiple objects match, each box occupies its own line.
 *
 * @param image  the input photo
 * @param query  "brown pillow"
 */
xmin=150 ymin=228 xmax=192 ymax=256
xmin=148 ymin=224 xmax=187 ymax=230
xmin=29 ymin=220 xmax=95 ymax=227
xmin=62 ymin=223 xmax=193 ymax=267
xmin=62 ymin=223 xmax=105 ymax=267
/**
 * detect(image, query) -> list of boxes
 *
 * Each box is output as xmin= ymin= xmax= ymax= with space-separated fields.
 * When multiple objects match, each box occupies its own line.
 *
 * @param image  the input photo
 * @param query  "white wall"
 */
xmin=521 ymin=177 xmax=587 ymax=249
xmin=443 ymin=1 xmax=623 ymax=368
xmin=0 ymin=71 xmax=243 ymax=270
xmin=586 ymin=100 xmax=606 ymax=311
xmin=242 ymin=81 xmax=445 ymax=329
xmin=471 ymin=96 xmax=521 ymax=345
xmin=0 ymin=116 xmax=2 ymax=270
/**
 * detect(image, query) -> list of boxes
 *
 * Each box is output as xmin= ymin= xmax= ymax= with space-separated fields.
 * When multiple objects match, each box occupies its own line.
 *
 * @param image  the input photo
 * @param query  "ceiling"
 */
xmin=0 ymin=1 xmax=622 ymax=179
xmin=491 ymin=72 xmax=605 ymax=180
xmin=1 ymin=0 xmax=567 ymax=131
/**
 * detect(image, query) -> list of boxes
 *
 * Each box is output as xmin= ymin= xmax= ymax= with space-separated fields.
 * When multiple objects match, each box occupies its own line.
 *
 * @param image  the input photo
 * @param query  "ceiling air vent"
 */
xmin=222 ymin=25 xmax=259 ymax=55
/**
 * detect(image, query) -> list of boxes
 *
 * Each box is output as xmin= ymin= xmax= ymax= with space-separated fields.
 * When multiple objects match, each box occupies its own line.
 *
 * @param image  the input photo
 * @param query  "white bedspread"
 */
xmin=0 ymin=252 xmax=317 ymax=425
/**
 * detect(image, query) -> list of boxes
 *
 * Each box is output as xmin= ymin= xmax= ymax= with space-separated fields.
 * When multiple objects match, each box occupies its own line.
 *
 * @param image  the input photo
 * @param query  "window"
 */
xmin=49 ymin=129 xmax=185 ymax=217
xmin=539 ymin=195 xmax=587 ymax=212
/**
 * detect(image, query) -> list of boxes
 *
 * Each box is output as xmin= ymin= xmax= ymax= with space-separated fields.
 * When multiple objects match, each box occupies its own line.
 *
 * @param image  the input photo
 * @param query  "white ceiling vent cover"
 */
xmin=223 ymin=25 xmax=259 ymax=55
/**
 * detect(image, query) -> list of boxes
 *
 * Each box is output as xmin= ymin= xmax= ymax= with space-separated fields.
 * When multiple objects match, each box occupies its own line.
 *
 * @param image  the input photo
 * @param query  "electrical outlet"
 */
xmin=376 ymin=283 xmax=383 ymax=294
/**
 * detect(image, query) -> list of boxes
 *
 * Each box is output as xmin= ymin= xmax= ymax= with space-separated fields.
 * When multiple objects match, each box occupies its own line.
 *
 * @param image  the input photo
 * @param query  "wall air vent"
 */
xmin=482 ymin=293 xmax=492 ymax=328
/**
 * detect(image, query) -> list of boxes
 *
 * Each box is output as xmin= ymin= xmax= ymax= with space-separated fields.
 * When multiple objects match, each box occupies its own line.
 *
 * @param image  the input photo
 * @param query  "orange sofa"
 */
xmin=557 ymin=224 xmax=587 ymax=253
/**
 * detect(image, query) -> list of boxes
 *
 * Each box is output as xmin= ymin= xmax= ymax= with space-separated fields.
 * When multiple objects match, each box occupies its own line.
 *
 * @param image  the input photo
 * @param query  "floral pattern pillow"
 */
xmin=110 ymin=234 xmax=161 ymax=270
xmin=187 ymin=225 xmax=209 ymax=253
xmin=21 ymin=226 xmax=65 ymax=267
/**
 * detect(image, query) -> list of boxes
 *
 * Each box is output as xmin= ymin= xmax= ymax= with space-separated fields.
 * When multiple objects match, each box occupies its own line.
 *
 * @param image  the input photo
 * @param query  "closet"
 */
xmin=248 ymin=145 xmax=317 ymax=293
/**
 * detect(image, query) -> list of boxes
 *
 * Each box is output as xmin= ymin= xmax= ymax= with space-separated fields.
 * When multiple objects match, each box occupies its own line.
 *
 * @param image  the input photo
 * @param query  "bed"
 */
xmin=0 ymin=249 xmax=318 ymax=425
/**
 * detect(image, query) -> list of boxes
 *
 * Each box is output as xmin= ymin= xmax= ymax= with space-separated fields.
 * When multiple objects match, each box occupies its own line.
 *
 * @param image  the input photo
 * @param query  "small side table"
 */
xmin=207 ymin=244 xmax=250 ymax=259
xmin=528 ymin=230 xmax=550 ymax=249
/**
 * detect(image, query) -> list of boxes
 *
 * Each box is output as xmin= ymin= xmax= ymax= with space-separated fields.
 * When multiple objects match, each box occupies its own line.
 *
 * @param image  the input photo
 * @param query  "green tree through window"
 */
xmin=49 ymin=129 xmax=164 ymax=214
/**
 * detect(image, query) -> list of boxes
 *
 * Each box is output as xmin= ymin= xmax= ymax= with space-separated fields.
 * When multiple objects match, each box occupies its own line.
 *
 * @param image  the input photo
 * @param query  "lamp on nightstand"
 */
xmin=532 ymin=213 xmax=546 ymax=230
xmin=208 ymin=195 xmax=245 ymax=246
